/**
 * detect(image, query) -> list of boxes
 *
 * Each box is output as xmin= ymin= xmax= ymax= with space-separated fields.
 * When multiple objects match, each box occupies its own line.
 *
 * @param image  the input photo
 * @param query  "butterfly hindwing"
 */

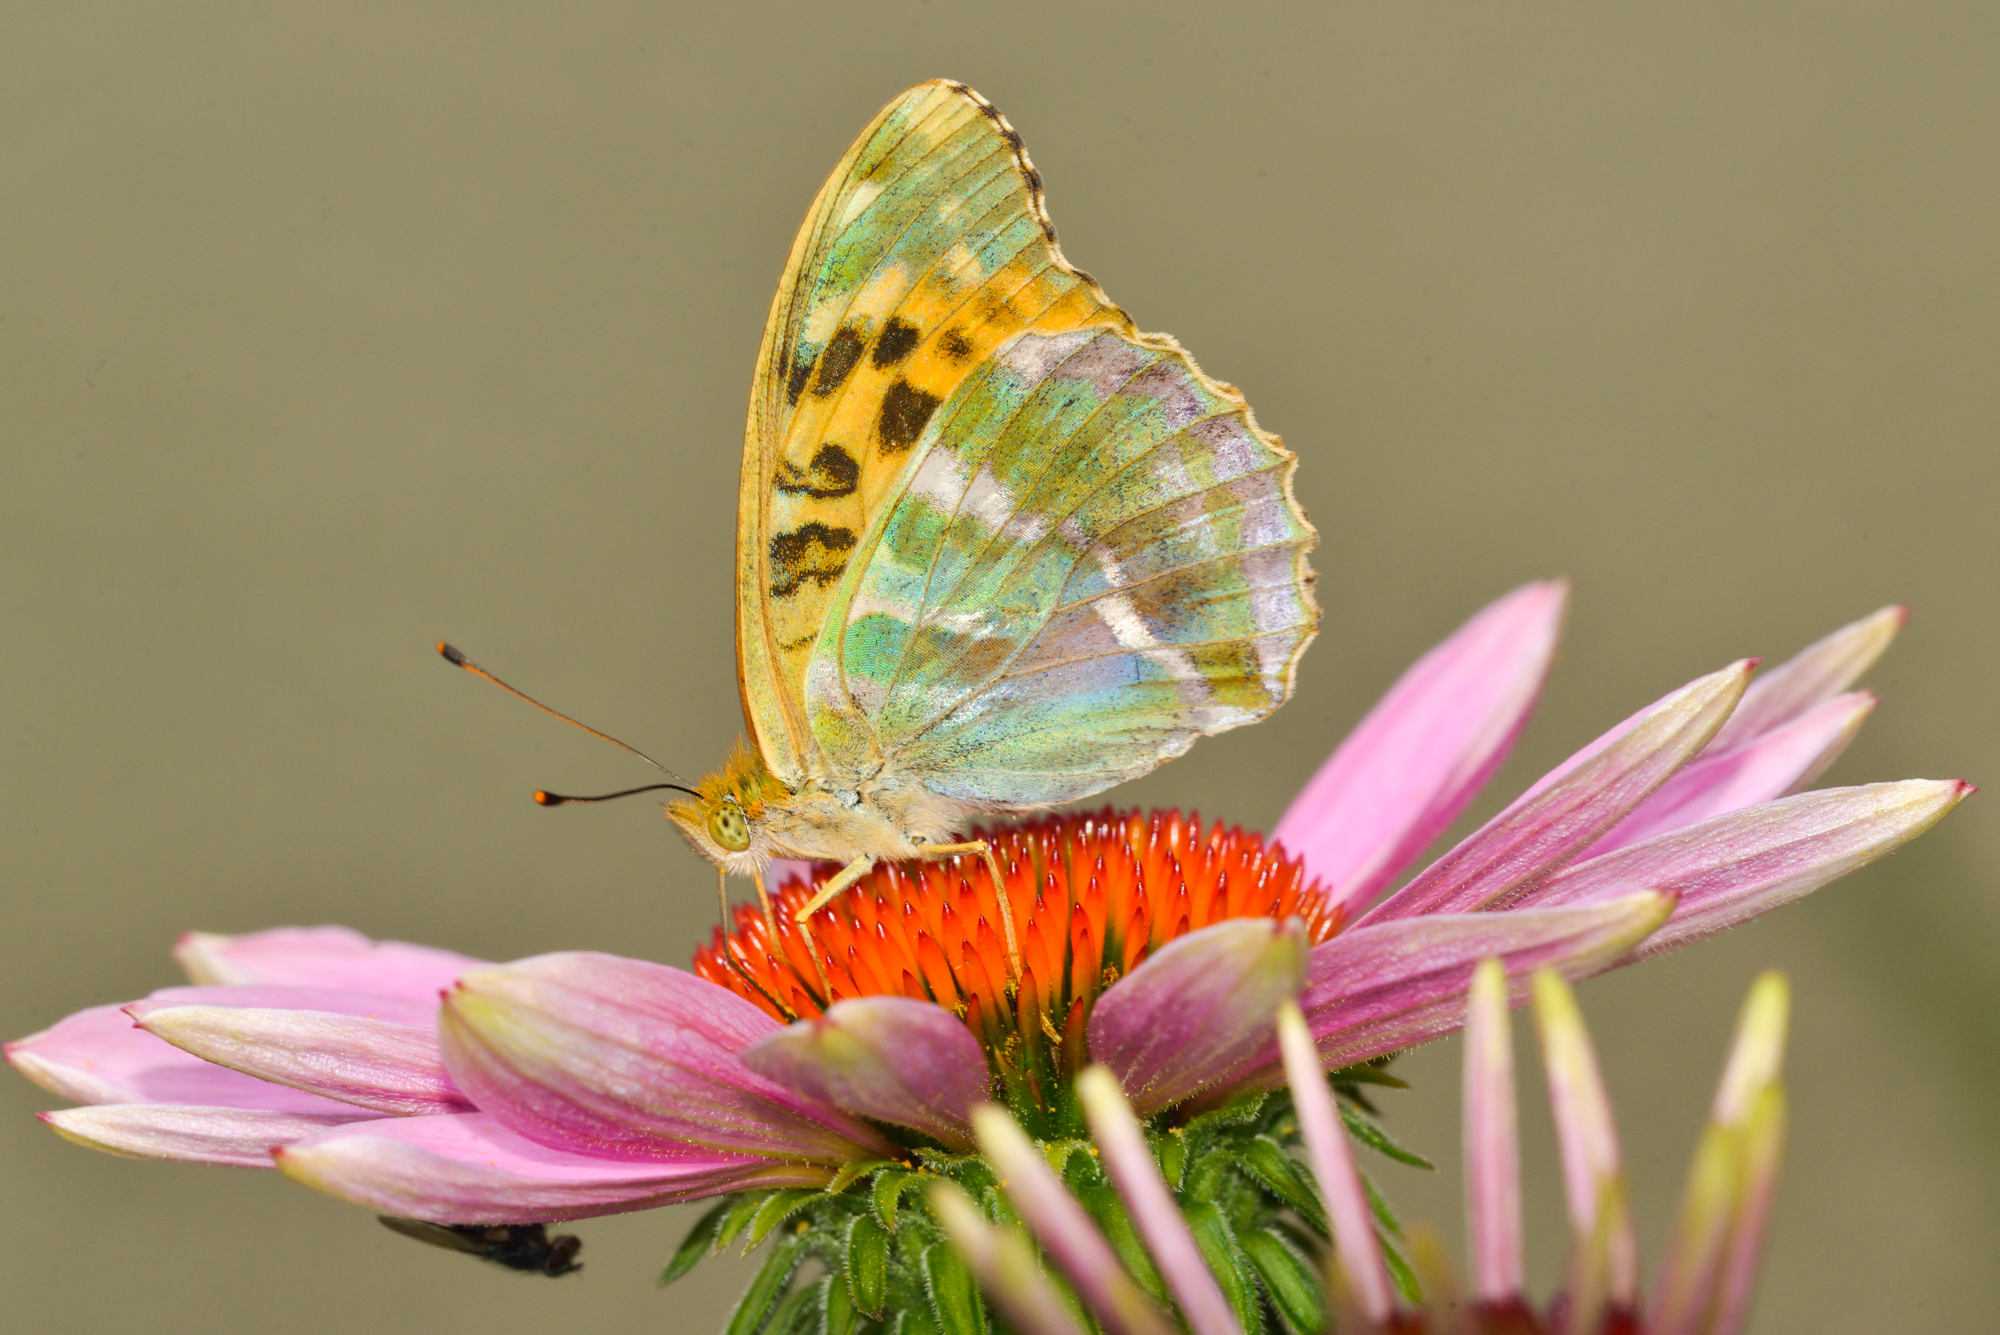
xmin=739 ymin=81 xmax=1129 ymax=784
xmin=804 ymin=325 xmax=1318 ymax=807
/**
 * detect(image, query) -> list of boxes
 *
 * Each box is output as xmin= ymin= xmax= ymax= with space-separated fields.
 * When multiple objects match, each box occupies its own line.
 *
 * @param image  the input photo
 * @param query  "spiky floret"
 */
xmin=694 ymin=809 xmax=1345 ymax=1137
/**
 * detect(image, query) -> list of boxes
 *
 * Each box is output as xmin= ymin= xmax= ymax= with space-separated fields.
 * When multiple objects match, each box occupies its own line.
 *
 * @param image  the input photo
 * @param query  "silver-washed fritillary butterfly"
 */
xmin=668 ymin=81 xmax=1319 ymax=971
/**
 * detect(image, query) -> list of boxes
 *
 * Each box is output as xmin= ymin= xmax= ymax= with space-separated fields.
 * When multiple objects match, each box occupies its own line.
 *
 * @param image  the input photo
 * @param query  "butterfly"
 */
xmin=664 ymin=80 xmax=1319 ymax=976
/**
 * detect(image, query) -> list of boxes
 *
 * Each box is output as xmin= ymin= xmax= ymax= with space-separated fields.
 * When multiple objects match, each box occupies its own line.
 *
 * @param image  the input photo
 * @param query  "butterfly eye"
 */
xmin=707 ymin=802 xmax=751 ymax=852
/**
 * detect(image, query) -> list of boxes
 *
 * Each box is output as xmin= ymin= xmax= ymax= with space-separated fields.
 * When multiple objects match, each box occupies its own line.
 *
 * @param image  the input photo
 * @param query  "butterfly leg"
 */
xmin=792 ymin=855 xmax=875 ymax=1004
xmin=917 ymin=841 xmax=1021 ymax=983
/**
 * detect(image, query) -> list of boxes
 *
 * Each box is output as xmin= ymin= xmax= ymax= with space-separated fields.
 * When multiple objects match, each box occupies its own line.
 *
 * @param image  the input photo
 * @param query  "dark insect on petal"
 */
xmin=378 ymin=1216 xmax=584 ymax=1277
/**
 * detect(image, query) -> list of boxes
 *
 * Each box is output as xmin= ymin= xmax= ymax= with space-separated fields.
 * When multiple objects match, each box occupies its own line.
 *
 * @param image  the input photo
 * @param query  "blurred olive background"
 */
xmin=4 ymin=3 xmax=1996 ymax=1331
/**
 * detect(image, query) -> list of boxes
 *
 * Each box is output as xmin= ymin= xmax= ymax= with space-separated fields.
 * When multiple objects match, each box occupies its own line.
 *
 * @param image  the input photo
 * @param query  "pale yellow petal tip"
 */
xmin=1529 ymin=965 xmax=1582 ymax=1032
xmin=1712 ymin=972 xmax=1790 ymax=1125
xmin=172 ymin=931 xmax=238 ymax=986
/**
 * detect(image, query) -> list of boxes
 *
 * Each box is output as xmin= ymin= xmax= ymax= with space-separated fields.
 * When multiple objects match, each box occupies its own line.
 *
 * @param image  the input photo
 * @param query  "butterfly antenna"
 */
xmin=533 ymin=782 xmax=699 ymax=808
xmin=436 ymin=642 xmax=694 ymax=788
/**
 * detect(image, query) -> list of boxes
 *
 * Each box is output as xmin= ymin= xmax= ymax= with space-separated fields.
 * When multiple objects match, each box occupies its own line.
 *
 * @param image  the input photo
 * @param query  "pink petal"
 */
xmin=1273 ymin=581 xmax=1567 ymax=910
xmin=1359 ymin=662 xmax=1751 ymax=924
xmin=1587 ymin=692 xmax=1874 ymax=856
xmin=174 ymin=926 xmax=486 ymax=1003
xmin=1707 ymin=606 xmax=1903 ymax=754
xmin=128 ymin=984 xmax=440 ymax=1028
xmin=931 ymin=1180 xmax=1092 ymax=1335
xmin=1463 ymin=959 xmax=1523 ymax=1304
xmin=1087 ymin=918 xmax=1309 ymax=1117
xmin=441 ymin=952 xmax=894 ymax=1164
xmin=1522 ymin=780 xmax=1971 ymax=959
xmin=739 ymin=996 xmax=989 ymax=1150
xmin=276 ymin=1112 xmax=803 ymax=1223
xmin=8 ymin=1002 xmax=365 ymax=1113
xmin=1297 ymin=892 xmax=1672 ymax=1073
xmin=1651 ymin=974 xmax=1791 ymax=1335
xmin=1076 ymin=1067 xmax=1241 ymax=1335
xmin=972 ymin=1104 xmax=1178 ymax=1335
xmin=1278 ymin=1002 xmax=1396 ymax=1325
xmin=1531 ymin=970 xmax=1637 ymax=1309
xmin=40 ymin=1104 xmax=372 ymax=1167
xmin=1532 ymin=982 xmax=1644 ymax=1335
xmin=132 ymin=1005 xmax=470 ymax=1116
xmin=766 ymin=859 xmax=819 ymax=891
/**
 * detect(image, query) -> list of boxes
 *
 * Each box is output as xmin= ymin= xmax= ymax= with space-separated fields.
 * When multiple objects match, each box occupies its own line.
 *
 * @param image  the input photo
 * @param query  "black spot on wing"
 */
xmin=773 ymin=444 xmax=860 ymax=499
xmin=812 ymin=326 xmax=866 ymax=398
xmin=768 ymin=522 xmax=857 ymax=599
xmin=785 ymin=349 xmax=815 ymax=406
xmin=940 ymin=329 xmax=974 ymax=363
xmin=878 ymin=380 xmax=942 ymax=455
xmin=872 ymin=318 xmax=922 ymax=369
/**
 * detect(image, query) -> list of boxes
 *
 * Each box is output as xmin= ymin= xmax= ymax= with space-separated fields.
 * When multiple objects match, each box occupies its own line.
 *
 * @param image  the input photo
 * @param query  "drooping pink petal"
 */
xmin=1587 ymin=693 xmax=1874 ymax=856
xmin=174 ymin=927 xmax=486 ymax=1003
xmin=40 ymin=1104 xmax=372 ymax=1167
xmin=1650 ymin=973 xmax=1790 ymax=1335
xmin=739 ymin=996 xmax=989 ymax=1150
xmin=8 ymin=1002 xmax=367 ymax=1114
xmin=1463 ymin=959 xmax=1523 ymax=1305
xmin=1531 ymin=969 xmax=1638 ymax=1316
xmin=972 ymin=1104 xmax=1177 ymax=1335
xmin=1294 ymin=891 xmax=1672 ymax=1075
xmin=174 ymin=928 xmax=482 ymax=1001
xmin=440 ymin=952 xmax=894 ymax=1164
xmin=930 ymin=1180 xmax=1091 ymax=1335
xmin=1523 ymin=780 xmax=1971 ymax=959
xmin=126 ymin=984 xmax=440 ymax=1029
xmin=1273 ymin=581 xmax=1567 ymax=910
xmin=1706 ymin=606 xmax=1903 ymax=754
xmin=1076 ymin=1067 xmax=1241 ymax=1335
xmin=1278 ymin=1001 xmax=1396 ymax=1326
xmin=1360 ymin=663 xmax=1751 ymax=924
xmin=132 ymin=1006 xmax=470 ymax=1117
xmin=276 ymin=1112 xmax=804 ymax=1223
xmin=1087 ymin=918 xmax=1308 ymax=1117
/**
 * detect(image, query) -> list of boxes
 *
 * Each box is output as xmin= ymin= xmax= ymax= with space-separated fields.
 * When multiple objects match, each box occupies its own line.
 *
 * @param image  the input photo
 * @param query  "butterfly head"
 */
xmin=664 ymin=740 xmax=789 ymax=873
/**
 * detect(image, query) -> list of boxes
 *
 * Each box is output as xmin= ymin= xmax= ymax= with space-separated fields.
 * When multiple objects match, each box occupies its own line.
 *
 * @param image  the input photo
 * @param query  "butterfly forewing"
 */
xmin=805 ymin=326 xmax=1317 ymax=807
xmin=740 ymin=81 xmax=1130 ymax=784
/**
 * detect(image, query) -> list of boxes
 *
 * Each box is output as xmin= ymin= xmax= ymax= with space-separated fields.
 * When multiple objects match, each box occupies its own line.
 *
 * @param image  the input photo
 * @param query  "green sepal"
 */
xmin=746 ymin=1189 xmax=821 ymax=1250
xmin=1327 ymin=1060 xmax=1409 ymax=1090
xmin=846 ymin=1212 xmax=894 ymax=1318
xmin=1237 ymin=1136 xmax=1330 ymax=1236
xmin=825 ymin=1261 xmax=861 ymax=1335
xmin=873 ymin=1170 xmax=916 ymax=1229
xmin=1079 ymin=1183 xmax=1166 ymax=1302
xmin=1379 ymin=1232 xmax=1423 ymax=1307
xmin=1182 ymin=1088 xmax=1270 ymax=1143
xmin=717 ymin=1190 xmax=777 ymax=1251
xmin=765 ymin=1273 xmax=826 ymax=1335
xmin=1360 ymin=1170 xmax=1403 ymax=1237
xmin=1155 ymin=1128 xmax=1188 ymax=1190
xmin=1241 ymin=1227 xmax=1326 ymax=1335
xmin=1340 ymin=1105 xmax=1434 ymax=1169
xmin=922 ymin=1239 xmax=987 ymax=1335
xmin=1184 ymin=1199 xmax=1263 ymax=1334
xmin=899 ymin=1307 xmax=943 ymax=1335
xmin=659 ymin=1197 xmax=732 ymax=1287
xmin=724 ymin=1233 xmax=806 ymax=1335
xmin=1041 ymin=1137 xmax=1091 ymax=1181
xmin=831 ymin=1158 xmax=899 ymax=1195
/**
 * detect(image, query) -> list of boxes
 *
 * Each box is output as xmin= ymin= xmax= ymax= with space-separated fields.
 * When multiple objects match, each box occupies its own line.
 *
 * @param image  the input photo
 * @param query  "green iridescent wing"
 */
xmin=804 ymin=323 xmax=1319 ymax=807
xmin=738 ymin=81 xmax=1127 ymax=787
